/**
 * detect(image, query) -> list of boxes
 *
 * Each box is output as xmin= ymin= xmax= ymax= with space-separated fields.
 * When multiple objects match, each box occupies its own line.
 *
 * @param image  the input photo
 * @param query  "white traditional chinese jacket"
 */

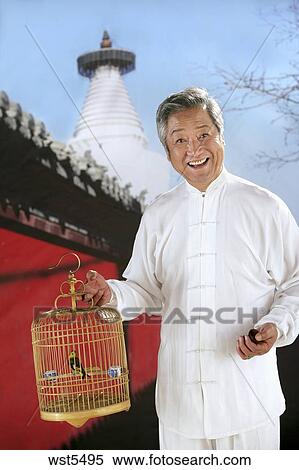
xmin=107 ymin=166 xmax=299 ymax=438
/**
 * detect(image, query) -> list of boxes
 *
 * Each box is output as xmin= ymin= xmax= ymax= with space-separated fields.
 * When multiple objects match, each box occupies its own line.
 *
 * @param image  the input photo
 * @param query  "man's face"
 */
xmin=166 ymin=107 xmax=224 ymax=191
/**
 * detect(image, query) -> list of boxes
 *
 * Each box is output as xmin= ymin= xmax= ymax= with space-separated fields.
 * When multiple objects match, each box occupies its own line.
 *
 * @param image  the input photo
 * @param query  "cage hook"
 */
xmin=48 ymin=252 xmax=81 ymax=274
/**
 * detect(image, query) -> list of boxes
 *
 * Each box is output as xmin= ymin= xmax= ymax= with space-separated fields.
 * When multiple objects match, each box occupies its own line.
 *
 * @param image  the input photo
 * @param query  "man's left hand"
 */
xmin=236 ymin=323 xmax=278 ymax=360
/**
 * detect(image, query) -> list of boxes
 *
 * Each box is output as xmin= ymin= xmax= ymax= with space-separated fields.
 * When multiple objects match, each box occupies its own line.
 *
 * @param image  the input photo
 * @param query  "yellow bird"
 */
xmin=69 ymin=351 xmax=89 ymax=379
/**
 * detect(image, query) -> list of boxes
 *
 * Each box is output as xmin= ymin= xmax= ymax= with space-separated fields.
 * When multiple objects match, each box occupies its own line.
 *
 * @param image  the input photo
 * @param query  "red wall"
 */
xmin=0 ymin=228 xmax=160 ymax=449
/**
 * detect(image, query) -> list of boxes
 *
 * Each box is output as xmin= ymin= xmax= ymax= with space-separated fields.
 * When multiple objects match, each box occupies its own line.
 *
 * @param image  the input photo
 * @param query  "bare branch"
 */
xmin=255 ymin=149 xmax=299 ymax=170
xmin=213 ymin=1 xmax=299 ymax=169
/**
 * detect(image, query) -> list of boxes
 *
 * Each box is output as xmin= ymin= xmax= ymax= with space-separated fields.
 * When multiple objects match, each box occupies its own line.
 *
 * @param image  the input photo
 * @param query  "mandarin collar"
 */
xmin=184 ymin=165 xmax=229 ymax=195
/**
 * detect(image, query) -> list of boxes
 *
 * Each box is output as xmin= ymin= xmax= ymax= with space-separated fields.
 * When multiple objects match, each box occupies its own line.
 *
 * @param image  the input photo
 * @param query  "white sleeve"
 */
xmin=254 ymin=201 xmax=299 ymax=347
xmin=106 ymin=209 xmax=163 ymax=321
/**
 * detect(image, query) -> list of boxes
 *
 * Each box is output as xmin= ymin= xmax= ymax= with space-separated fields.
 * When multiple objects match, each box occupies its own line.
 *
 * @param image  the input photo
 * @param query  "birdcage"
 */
xmin=31 ymin=253 xmax=130 ymax=428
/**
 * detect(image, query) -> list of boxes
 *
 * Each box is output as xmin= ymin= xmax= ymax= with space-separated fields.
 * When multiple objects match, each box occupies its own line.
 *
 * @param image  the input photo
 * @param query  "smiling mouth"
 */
xmin=187 ymin=157 xmax=209 ymax=168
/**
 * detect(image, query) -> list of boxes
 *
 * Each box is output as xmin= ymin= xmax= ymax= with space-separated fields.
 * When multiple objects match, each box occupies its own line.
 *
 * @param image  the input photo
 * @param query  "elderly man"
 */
xmin=85 ymin=87 xmax=299 ymax=450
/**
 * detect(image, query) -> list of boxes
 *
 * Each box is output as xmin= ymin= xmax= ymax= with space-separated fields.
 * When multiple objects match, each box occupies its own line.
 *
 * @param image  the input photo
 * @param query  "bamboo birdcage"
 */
xmin=31 ymin=253 xmax=130 ymax=428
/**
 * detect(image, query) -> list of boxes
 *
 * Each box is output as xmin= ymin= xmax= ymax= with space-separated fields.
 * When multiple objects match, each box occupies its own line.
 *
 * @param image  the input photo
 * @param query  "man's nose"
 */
xmin=186 ymin=138 xmax=201 ymax=156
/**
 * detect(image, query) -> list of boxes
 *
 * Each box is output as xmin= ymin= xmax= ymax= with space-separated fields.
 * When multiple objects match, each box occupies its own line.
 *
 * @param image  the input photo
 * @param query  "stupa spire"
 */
xmin=68 ymin=31 xmax=169 ymax=204
xmin=100 ymin=30 xmax=112 ymax=48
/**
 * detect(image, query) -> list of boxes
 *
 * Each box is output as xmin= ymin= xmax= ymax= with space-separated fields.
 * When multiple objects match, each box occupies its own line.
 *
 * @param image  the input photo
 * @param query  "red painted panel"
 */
xmin=0 ymin=228 xmax=160 ymax=449
xmin=0 ymin=228 xmax=118 ymax=449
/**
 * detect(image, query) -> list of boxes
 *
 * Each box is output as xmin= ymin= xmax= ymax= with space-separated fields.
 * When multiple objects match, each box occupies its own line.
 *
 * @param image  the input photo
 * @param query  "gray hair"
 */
xmin=156 ymin=87 xmax=224 ymax=153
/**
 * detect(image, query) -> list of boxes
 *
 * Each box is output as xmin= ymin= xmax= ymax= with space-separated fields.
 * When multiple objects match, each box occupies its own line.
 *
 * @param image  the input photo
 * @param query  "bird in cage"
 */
xmin=69 ymin=351 xmax=90 ymax=379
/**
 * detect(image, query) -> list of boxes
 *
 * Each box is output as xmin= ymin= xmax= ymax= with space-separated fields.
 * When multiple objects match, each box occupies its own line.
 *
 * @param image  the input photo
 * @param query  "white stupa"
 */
xmin=68 ymin=31 xmax=169 ymax=204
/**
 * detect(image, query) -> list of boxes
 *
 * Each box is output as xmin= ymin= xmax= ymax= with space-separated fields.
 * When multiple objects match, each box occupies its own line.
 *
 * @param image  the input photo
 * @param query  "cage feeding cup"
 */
xmin=31 ymin=253 xmax=130 ymax=427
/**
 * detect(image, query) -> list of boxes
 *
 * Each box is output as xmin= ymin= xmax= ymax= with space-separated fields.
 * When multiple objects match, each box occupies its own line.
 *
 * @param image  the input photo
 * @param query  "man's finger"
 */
xmin=86 ymin=270 xmax=98 ymax=281
xmin=255 ymin=325 xmax=275 ymax=342
xmin=243 ymin=335 xmax=258 ymax=352
xmin=93 ymin=292 xmax=103 ymax=305
xmin=236 ymin=342 xmax=249 ymax=360
xmin=255 ymin=331 xmax=266 ymax=341
xmin=84 ymin=293 xmax=93 ymax=301
xmin=84 ymin=284 xmax=99 ymax=296
xmin=245 ymin=335 xmax=267 ymax=352
xmin=238 ymin=336 xmax=254 ymax=357
xmin=93 ymin=289 xmax=111 ymax=306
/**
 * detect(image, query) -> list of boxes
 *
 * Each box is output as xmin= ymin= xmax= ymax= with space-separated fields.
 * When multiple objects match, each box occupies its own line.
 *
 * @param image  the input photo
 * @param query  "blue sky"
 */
xmin=1 ymin=0 xmax=298 ymax=218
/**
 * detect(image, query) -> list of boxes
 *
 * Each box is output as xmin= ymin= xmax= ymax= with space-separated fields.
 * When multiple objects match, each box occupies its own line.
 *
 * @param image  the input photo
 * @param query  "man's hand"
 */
xmin=236 ymin=323 xmax=278 ymax=360
xmin=83 ymin=270 xmax=112 ymax=306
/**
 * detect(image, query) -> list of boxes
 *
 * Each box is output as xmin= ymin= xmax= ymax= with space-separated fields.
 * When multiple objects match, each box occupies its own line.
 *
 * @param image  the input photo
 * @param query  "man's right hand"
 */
xmin=84 ymin=270 xmax=112 ymax=306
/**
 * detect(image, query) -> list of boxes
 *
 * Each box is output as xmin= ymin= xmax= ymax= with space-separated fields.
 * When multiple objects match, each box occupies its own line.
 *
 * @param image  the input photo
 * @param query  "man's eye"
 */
xmin=199 ymin=133 xmax=209 ymax=140
xmin=175 ymin=138 xmax=185 ymax=144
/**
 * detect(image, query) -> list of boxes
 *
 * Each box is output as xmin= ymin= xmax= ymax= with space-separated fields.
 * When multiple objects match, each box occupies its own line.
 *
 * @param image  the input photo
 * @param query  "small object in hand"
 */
xmin=248 ymin=328 xmax=261 ymax=344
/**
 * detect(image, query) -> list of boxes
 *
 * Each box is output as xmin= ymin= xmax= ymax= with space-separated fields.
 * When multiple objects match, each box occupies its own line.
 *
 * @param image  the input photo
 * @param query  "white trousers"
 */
xmin=159 ymin=417 xmax=280 ymax=450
